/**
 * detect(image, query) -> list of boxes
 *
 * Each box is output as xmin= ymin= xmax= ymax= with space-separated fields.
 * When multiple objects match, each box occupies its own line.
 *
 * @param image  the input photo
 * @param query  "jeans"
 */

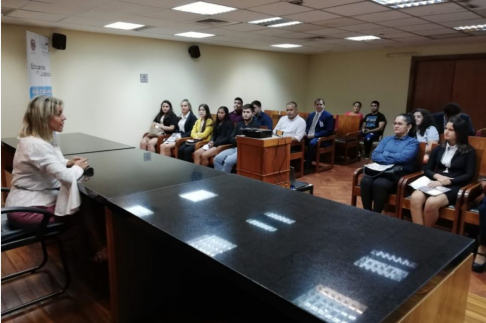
xmin=214 ymin=148 xmax=237 ymax=173
xmin=361 ymin=132 xmax=378 ymax=156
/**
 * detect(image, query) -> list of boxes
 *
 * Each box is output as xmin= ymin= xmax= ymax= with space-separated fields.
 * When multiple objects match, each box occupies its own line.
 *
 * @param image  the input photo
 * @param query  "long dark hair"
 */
xmin=443 ymin=117 xmax=472 ymax=154
xmin=198 ymin=104 xmax=212 ymax=132
xmin=412 ymin=108 xmax=436 ymax=137
xmin=397 ymin=113 xmax=416 ymax=137
xmin=156 ymin=100 xmax=175 ymax=122
xmin=214 ymin=106 xmax=230 ymax=128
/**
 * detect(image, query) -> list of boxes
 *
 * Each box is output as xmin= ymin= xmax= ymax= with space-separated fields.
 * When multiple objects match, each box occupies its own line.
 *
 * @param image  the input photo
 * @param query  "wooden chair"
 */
xmin=290 ymin=141 xmax=305 ymax=178
xmin=458 ymin=136 xmax=486 ymax=235
xmin=398 ymin=144 xmax=483 ymax=233
xmin=351 ymin=142 xmax=427 ymax=216
xmin=174 ymin=138 xmax=209 ymax=161
xmin=313 ymin=132 xmax=336 ymax=173
xmin=264 ymin=110 xmax=280 ymax=117
xmin=271 ymin=114 xmax=283 ymax=129
xmin=142 ymin=133 xmax=168 ymax=154
xmin=298 ymin=112 xmax=309 ymax=120
xmin=334 ymin=115 xmax=361 ymax=165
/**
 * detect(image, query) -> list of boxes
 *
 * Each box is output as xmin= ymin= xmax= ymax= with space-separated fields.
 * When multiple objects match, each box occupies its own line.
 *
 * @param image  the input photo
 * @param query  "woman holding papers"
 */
xmin=410 ymin=117 xmax=476 ymax=227
xmin=360 ymin=114 xmax=419 ymax=213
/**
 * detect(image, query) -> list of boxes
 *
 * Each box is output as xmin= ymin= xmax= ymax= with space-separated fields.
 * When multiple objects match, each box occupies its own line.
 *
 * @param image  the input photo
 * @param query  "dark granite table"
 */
xmin=105 ymin=174 xmax=474 ymax=323
xmin=1 ymin=132 xmax=133 ymax=156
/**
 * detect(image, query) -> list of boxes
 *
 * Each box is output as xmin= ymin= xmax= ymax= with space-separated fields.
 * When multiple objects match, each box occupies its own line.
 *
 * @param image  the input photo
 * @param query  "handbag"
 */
xmin=147 ymin=124 xmax=164 ymax=138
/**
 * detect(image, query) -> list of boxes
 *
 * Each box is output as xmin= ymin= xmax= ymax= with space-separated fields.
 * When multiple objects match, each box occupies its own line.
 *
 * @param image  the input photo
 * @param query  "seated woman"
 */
xmin=410 ymin=117 xmax=476 ymax=227
xmin=193 ymin=106 xmax=234 ymax=166
xmin=474 ymin=180 xmax=486 ymax=272
xmin=413 ymin=108 xmax=439 ymax=164
xmin=140 ymin=100 xmax=178 ymax=152
xmin=344 ymin=101 xmax=363 ymax=123
xmin=177 ymin=104 xmax=213 ymax=162
xmin=360 ymin=114 xmax=419 ymax=214
xmin=160 ymin=99 xmax=197 ymax=157
xmin=5 ymin=96 xmax=105 ymax=260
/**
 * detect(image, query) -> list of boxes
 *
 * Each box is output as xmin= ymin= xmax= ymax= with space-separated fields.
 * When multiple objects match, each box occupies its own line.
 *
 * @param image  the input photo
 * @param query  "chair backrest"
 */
xmin=477 ymin=128 xmax=486 ymax=138
xmin=469 ymin=136 xmax=486 ymax=178
xmin=264 ymin=109 xmax=280 ymax=117
xmin=211 ymin=114 xmax=217 ymax=121
xmin=298 ymin=112 xmax=309 ymax=120
xmin=415 ymin=142 xmax=427 ymax=171
xmin=335 ymin=115 xmax=361 ymax=140
xmin=271 ymin=114 xmax=284 ymax=129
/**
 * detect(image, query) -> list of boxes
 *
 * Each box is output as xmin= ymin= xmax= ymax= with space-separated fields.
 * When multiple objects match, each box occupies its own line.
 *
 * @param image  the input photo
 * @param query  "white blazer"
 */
xmin=6 ymin=136 xmax=84 ymax=216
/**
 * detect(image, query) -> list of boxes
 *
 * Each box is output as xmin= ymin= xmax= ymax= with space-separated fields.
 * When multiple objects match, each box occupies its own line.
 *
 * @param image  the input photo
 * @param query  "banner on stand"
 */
xmin=26 ymin=31 xmax=52 ymax=99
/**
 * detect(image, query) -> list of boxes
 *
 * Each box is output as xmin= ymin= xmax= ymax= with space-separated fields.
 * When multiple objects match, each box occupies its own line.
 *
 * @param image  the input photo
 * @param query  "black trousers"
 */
xmin=479 ymin=197 xmax=486 ymax=246
xmin=178 ymin=143 xmax=196 ymax=162
xmin=360 ymin=174 xmax=400 ymax=213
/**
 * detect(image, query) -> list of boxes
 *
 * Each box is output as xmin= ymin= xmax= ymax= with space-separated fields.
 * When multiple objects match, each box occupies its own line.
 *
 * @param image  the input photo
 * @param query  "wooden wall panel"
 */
xmin=410 ymin=60 xmax=455 ymax=113
xmin=452 ymin=59 xmax=486 ymax=133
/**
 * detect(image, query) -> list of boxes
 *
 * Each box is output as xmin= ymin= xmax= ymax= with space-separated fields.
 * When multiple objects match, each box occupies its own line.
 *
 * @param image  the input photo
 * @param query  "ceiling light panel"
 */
xmin=453 ymin=24 xmax=486 ymax=31
xmin=271 ymin=44 xmax=302 ymax=48
xmin=105 ymin=22 xmax=145 ymax=30
xmin=249 ymin=17 xmax=302 ymax=28
xmin=172 ymin=1 xmax=236 ymax=15
xmin=345 ymin=35 xmax=381 ymax=41
xmin=372 ymin=0 xmax=447 ymax=9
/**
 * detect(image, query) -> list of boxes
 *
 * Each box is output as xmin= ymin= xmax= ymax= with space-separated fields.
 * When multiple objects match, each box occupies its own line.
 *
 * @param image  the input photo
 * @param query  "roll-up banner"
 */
xmin=26 ymin=31 xmax=52 ymax=99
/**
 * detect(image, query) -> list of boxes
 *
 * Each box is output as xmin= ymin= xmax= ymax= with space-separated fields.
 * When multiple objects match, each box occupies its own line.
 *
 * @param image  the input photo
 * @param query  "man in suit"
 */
xmin=433 ymin=102 xmax=475 ymax=136
xmin=252 ymin=100 xmax=273 ymax=130
xmin=304 ymin=98 xmax=334 ymax=174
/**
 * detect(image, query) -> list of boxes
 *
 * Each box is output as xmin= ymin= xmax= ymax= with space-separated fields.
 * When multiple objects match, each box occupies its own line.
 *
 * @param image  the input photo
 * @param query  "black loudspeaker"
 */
xmin=188 ymin=45 xmax=200 ymax=59
xmin=52 ymin=33 xmax=67 ymax=50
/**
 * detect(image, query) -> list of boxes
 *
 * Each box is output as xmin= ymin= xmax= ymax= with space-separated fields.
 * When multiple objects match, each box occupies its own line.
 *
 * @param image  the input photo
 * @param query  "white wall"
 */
xmin=306 ymin=43 xmax=486 ymax=136
xmin=1 ymin=23 xmax=309 ymax=146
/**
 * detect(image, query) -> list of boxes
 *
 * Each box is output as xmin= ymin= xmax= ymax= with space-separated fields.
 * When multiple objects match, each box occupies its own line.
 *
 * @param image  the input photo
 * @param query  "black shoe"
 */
xmin=473 ymin=261 xmax=486 ymax=273
xmin=304 ymin=168 xmax=310 ymax=175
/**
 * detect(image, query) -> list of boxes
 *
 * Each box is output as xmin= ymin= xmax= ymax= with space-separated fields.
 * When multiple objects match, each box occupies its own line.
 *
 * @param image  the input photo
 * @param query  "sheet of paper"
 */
xmin=409 ymin=176 xmax=431 ymax=189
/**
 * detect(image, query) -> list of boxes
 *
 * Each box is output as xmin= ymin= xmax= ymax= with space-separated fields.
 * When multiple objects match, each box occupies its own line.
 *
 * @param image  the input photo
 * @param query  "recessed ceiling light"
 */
xmin=271 ymin=44 xmax=302 ymax=48
xmin=345 ymin=35 xmax=381 ymax=41
xmin=372 ymin=0 xmax=447 ymax=9
xmin=172 ymin=1 xmax=236 ymax=15
xmin=453 ymin=24 xmax=486 ymax=32
xmin=175 ymin=32 xmax=215 ymax=38
xmin=268 ymin=21 xmax=302 ymax=28
xmin=249 ymin=17 xmax=282 ymax=24
xmin=104 ymin=22 xmax=145 ymax=30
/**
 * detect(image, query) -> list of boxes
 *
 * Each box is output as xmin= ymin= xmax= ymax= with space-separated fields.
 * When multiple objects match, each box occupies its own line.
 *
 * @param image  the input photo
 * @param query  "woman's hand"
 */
xmin=439 ymin=178 xmax=451 ymax=186
xmin=208 ymin=141 xmax=214 ymax=148
xmin=67 ymin=157 xmax=83 ymax=168
xmin=74 ymin=158 xmax=89 ymax=170
xmin=428 ymin=181 xmax=443 ymax=188
xmin=434 ymin=174 xmax=451 ymax=182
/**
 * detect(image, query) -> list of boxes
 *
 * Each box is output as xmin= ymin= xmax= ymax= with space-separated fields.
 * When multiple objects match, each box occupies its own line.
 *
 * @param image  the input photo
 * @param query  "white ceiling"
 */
xmin=2 ymin=0 xmax=486 ymax=54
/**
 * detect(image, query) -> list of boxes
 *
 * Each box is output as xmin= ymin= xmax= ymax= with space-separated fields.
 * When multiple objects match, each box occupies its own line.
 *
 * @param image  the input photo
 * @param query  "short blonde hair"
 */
xmin=19 ymin=96 xmax=64 ymax=142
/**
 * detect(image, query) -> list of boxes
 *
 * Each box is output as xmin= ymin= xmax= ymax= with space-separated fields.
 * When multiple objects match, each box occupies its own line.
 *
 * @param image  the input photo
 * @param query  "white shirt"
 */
xmin=441 ymin=142 xmax=458 ymax=168
xmin=307 ymin=111 xmax=321 ymax=137
xmin=6 ymin=136 xmax=84 ymax=216
xmin=273 ymin=115 xmax=306 ymax=141
xmin=178 ymin=113 xmax=188 ymax=133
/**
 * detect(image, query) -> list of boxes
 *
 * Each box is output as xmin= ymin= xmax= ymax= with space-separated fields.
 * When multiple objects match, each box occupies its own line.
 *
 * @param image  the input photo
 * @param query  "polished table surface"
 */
xmin=106 ymin=174 xmax=474 ymax=323
xmin=78 ymin=148 xmax=227 ymax=201
xmin=1 ymin=132 xmax=133 ymax=156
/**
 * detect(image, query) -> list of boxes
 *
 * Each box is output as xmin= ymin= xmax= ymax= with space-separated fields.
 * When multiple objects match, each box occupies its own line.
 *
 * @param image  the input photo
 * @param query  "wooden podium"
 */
xmin=236 ymin=136 xmax=291 ymax=187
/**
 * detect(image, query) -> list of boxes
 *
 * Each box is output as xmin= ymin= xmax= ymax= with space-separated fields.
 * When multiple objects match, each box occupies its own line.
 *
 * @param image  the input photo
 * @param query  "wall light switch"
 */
xmin=140 ymin=74 xmax=148 ymax=83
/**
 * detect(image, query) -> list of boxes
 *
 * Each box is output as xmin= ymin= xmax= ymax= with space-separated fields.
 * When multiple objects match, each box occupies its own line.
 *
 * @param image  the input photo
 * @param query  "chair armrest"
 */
xmin=462 ymin=183 xmax=483 ymax=208
xmin=175 ymin=137 xmax=191 ymax=149
xmin=352 ymin=167 xmax=364 ymax=187
xmin=214 ymin=144 xmax=233 ymax=155
xmin=345 ymin=131 xmax=360 ymax=141
xmin=398 ymin=171 xmax=424 ymax=198
xmin=194 ymin=141 xmax=209 ymax=150
xmin=317 ymin=135 xmax=335 ymax=145
xmin=156 ymin=134 xmax=171 ymax=147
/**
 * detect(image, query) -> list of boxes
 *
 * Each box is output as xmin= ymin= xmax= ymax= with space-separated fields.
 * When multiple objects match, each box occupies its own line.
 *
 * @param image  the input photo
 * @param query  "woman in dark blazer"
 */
xmin=410 ymin=117 xmax=476 ymax=227
xmin=160 ymin=99 xmax=197 ymax=156
xmin=193 ymin=106 xmax=234 ymax=166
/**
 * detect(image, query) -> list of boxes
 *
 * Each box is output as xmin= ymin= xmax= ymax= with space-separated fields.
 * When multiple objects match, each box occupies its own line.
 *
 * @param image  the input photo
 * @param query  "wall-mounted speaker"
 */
xmin=52 ymin=33 xmax=67 ymax=50
xmin=188 ymin=45 xmax=200 ymax=59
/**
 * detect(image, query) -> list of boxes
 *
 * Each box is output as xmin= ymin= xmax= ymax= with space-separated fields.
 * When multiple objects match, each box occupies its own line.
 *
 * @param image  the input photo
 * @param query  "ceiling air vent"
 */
xmin=307 ymin=36 xmax=327 ymax=41
xmin=197 ymin=19 xmax=230 ymax=25
xmin=284 ymin=0 xmax=304 ymax=5
xmin=134 ymin=26 xmax=154 ymax=32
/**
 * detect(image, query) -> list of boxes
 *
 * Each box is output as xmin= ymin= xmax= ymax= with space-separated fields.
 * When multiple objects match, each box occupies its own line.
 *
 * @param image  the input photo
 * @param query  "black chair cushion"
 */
xmin=1 ymin=220 xmax=66 ymax=246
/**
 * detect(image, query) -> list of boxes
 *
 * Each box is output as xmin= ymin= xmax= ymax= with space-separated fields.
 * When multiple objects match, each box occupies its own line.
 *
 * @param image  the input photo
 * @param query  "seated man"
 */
xmin=214 ymin=104 xmax=260 ymax=173
xmin=273 ymin=101 xmax=306 ymax=142
xmin=304 ymin=98 xmax=334 ymax=173
xmin=252 ymin=100 xmax=273 ymax=130
xmin=361 ymin=100 xmax=387 ymax=158
xmin=433 ymin=102 xmax=475 ymax=136
xmin=229 ymin=97 xmax=243 ymax=123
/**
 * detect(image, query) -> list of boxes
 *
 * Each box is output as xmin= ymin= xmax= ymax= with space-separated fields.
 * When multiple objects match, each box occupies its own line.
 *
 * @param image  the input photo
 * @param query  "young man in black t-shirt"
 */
xmin=361 ymin=100 xmax=387 ymax=158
